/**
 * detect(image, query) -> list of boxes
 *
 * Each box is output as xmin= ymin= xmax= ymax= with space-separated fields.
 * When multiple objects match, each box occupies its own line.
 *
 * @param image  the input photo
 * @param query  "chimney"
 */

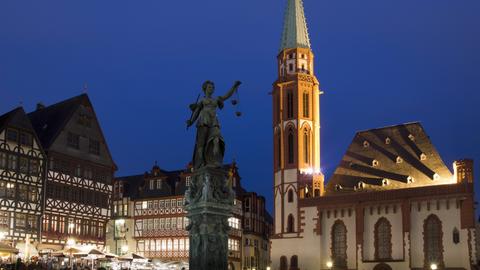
xmin=454 ymin=159 xmax=474 ymax=183
xmin=36 ymin=102 xmax=45 ymax=110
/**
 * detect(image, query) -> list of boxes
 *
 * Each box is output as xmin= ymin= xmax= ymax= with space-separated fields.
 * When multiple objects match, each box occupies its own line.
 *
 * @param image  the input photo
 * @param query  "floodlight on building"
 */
xmin=66 ymin=238 xmax=76 ymax=246
xmin=430 ymin=264 xmax=438 ymax=270
xmin=326 ymin=261 xmax=333 ymax=268
xmin=0 ymin=231 xmax=6 ymax=240
xmin=266 ymin=267 xmax=271 ymax=270
xmin=121 ymin=245 xmax=128 ymax=253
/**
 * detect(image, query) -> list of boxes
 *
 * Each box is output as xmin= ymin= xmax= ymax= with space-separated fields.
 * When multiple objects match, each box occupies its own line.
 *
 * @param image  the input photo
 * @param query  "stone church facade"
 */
xmin=271 ymin=1 xmax=476 ymax=270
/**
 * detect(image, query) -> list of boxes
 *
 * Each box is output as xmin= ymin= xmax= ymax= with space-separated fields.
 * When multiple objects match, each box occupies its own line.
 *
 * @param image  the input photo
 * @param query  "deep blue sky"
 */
xmin=1 ymin=1 xmax=479 ymax=214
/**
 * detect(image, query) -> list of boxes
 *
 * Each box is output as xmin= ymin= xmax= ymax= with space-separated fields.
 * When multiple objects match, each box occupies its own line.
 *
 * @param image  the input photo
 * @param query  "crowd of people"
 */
xmin=0 ymin=258 xmax=106 ymax=270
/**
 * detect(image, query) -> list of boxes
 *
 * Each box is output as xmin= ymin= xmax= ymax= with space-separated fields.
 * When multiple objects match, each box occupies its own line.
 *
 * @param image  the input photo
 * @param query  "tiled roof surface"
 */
xmin=326 ymin=122 xmax=454 ymax=194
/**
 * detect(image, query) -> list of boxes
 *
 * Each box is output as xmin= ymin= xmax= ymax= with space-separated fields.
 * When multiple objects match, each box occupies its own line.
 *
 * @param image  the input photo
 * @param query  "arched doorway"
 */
xmin=373 ymin=263 xmax=392 ymax=270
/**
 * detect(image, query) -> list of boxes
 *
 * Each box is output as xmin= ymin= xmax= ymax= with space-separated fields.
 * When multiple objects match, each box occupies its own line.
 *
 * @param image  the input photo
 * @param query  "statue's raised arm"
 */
xmin=218 ymin=81 xmax=241 ymax=102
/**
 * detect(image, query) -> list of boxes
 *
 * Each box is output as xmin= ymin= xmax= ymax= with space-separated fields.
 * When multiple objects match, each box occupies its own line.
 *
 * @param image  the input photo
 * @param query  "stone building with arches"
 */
xmin=271 ymin=0 xmax=476 ymax=269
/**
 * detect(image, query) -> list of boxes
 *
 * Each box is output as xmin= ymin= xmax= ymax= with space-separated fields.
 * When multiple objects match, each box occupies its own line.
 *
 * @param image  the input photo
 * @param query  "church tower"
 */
xmin=272 ymin=0 xmax=324 ymax=236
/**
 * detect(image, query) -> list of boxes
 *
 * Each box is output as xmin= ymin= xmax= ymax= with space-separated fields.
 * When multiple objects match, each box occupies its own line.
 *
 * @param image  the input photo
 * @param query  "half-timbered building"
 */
xmin=0 ymin=108 xmax=46 ymax=246
xmin=106 ymin=163 xmax=270 ymax=270
xmin=28 ymin=94 xmax=116 ymax=251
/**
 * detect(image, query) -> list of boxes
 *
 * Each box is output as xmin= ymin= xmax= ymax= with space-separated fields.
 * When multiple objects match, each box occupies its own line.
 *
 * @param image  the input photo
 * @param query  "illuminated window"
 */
xmin=375 ymin=217 xmax=392 ymax=260
xmin=332 ymin=220 xmax=347 ymax=268
xmin=424 ymin=215 xmax=443 ymax=266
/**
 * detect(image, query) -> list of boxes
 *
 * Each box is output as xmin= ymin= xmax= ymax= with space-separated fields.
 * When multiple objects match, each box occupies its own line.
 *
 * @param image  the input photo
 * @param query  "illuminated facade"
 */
xmin=0 ymin=94 xmax=116 ymax=253
xmin=0 ymin=108 xmax=46 ymax=245
xmin=271 ymin=1 xmax=476 ymax=270
xmin=106 ymin=163 xmax=272 ymax=270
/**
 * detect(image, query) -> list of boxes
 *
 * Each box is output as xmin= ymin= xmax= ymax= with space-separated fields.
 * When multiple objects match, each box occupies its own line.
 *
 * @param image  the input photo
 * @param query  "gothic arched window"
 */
xmin=453 ymin=227 xmax=460 ymax=244
xmin=302 ymin=92 xmax=309 ymax=118
xmin=290 ymin=255 xmax=298 ymax=268
xmin=287 ymin=214 xmax=295 ymax=233
xmin=374 ymin=217 xmax=392 ymax=260
xmin=332 ymin=220 xmax=347 ymax=268
xmin=303 ymin=129 xmax=310 ymax=164
xmin=286 ymin=91 xmax=294 ymax=118
xmin=277 ymin=135 xmax=282 ymax=167
xmin=287 ymin=189 xmax=294 ymax=203
xmin=280 ymin=256 xmax=287 ymax=270
xmin=424 ymin=214 xmax=444 ymax=267
xmin=287 ymin=131 xmax=294 ymax=164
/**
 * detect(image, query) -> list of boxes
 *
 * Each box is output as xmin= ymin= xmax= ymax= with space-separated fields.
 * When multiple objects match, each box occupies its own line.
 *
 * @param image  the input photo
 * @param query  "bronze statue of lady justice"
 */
xmin=186 ymin=80 xmax=241 ymax=170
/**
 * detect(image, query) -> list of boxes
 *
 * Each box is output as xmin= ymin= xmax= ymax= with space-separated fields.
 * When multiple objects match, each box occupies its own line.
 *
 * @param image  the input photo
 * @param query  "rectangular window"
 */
xmin=29 ymin=159 xmax=39 ymax=175
xmin=7 ymin=155 xmax=17 ymax=170
xmin=166 ymin=218 xmax=171 ymax=230
xmin=6 ymin=129 xmax=18 ymax=142
xmin=186 ymin=176 xmax=191 ymax=186
xmin=177 ymin=217 xmax=183 ymax=229
xmin=67 ymin=132 xmax=80 ymax=149
xmin=160 ymin=218 xmax=165 ymax=230
xmin=156 ymin=179 xmax=161 ymax=189
xmin=89 ymin=139 xmax=100 ymax=155
xmin=15 ymin=213 xmax=26 ymax=228
xmin=19 ymin=133 xmax=32 ymax=146
xmin=0 ymin=211 xmax=9 ymax=229
xmin=171 ymin=217 xmax=177 ymax=230
xmin=19 ymin=157 xmax=28 ymax=174
xmin=0 ymin=152 xmax=6 ymax=169
xmin=6 ymin=183 xmax=15 ymax=198
xmin=149 ymin=180 xmax=154 ymax=190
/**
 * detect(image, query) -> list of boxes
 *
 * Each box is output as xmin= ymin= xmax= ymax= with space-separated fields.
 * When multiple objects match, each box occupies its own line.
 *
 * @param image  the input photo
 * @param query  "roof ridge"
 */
xmin=355 ymin=121 xmax=422 ymax=134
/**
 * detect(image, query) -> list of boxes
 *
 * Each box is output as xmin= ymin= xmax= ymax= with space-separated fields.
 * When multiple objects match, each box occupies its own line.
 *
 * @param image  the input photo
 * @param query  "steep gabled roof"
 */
xmin=0 ymin=107 xmax=36 ymax=132
xmin=28 ymin=94 xmax=87 ymax=149
xmin=280 ymin=0 xmax=311 ymax=51
xmin=27 ymin=93 xmax=116 ymax=168
xmin=326 ymin=122 xmax=454 ymax=194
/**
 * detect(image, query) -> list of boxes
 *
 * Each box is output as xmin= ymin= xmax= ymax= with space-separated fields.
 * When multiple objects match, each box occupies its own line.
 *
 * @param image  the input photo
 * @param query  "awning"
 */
xmin=0 ymin=242 xmax=19 ymax=254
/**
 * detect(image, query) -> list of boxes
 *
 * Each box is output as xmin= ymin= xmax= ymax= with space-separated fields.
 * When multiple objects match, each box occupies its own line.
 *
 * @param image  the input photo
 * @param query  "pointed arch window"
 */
xmin=287 ymin=131 xmax=294 ymax=164
xmin=287 ymin=214 xmax=295 ymax=233
xmin=332 ymin=220 xmax=347 ymax=268
xmin=424 ymin=214 xmax=444 ymax=267
xmin=287 ymin=189 xmax=294 ymax=203
xmin=277 ymin=135 xmax=282 ymax=167
xmin=290 ymin=255 xmax=298 ymax=269
xmin=374 ymin=217 xmax=392 ymax=260
xmin=303 ymin=128 xmax=310 ymax=164
xmin=280 ymin=256 xmax=287 ymax=270
xmin=286 ymin=91 xmax=293 ymax=118
xmin=452 ymin=227 xmax=460 ymax=244
xmin=302 ymin=92 xmax=310 ymax=118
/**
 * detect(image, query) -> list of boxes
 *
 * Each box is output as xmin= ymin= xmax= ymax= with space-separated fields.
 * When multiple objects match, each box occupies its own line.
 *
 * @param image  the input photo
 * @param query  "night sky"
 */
xmin=1 ymin=0 xmax=479 ymax=214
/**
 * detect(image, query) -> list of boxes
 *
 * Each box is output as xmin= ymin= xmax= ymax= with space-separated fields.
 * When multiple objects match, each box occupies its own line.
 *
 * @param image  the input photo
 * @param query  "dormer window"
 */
xmin=156 ymin=179 xmax=162 ymax=189
xmin=407 ymin=176 xmax=415 ymax=183
xmin=396 ymin=156 xmax=403 ymax=164
xmin=382 ymin=179 xmax=389 ymax=186
xmin=408 ymin=134 xmax=415 ymax=141
xmin=420 ymin=153 xmax=427 ymax=161
xmin=363 ymin=141 xmax=370 ymax=148
xmin=89 ymin=139 xmax=100 ymax=155
xmin=149 ymin=180 xmax=154 ymax=190
xmin=335 ymin=184 xmax=343 ymax=191
xmin=372 ymin=160 xmax=380 ymax=167
xmin=67 ymin=132 xmax=80 ymax=149
xmin=357 ymin=182 xmax=365 ymax=190
xmin=385 ymin=137 xmax=391 ymax=144
xmin=433 ymin=173 xmax=440 ymax=181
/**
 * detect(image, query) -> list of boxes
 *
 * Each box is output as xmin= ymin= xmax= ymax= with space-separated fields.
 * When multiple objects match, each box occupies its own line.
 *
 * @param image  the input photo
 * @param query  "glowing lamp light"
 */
xmin=68 ymin=223 xmax=75 ymax=229
xmin=66 ymin=238 xmax=76 ymax=246
xmin=115 ymin=219 xmax=125 ymax=225
xmin=0 ymin=232 xmax=6 ymax=240
xmin=430 ymin=264 xmax=438 ymax=270
xmin=266 ymin=267 xmax=271 ymax=270
xmin=121 ymin=245 xmax=128 ymax=253
xmin=326 ymin=261 xmax=333 ymax=268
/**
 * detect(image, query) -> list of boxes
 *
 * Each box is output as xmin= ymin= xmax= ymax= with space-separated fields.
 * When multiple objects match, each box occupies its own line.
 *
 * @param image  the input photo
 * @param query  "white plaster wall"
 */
xmin=362 ymin=204 xmax=403 ymax=260
xmin=410 ymin=199 xmax=470 ymax=269
xmin=320 ymin=208 xmax=357 ymax=270
xmin=283 ymin=169 xmax=298 ymax=232
xmin=274 ymin=172 xmax=282 ymax=234
xmin=298 ymin=206 xmax=321 ymax=269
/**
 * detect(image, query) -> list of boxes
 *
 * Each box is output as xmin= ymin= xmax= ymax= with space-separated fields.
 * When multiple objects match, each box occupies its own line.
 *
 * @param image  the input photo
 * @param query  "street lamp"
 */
xmin=66 ymin=238 xmax=76 ymax=246
xmin=326 ymin=261 xmax=333 ymax=269
xmin=430 ymin=264 xmax=438 ymax=270
xmin=266 ymin=267 xmax=271 ymax=270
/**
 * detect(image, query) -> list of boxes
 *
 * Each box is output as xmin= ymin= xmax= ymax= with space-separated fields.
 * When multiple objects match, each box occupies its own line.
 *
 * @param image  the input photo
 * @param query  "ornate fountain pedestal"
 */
xmin=185 ymin=166 xmax=234 ymax=270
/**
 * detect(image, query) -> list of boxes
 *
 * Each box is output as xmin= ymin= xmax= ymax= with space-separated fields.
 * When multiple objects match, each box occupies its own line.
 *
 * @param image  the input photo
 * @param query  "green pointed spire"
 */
xmin=280 ymin=0 xmax=311 ymax=52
